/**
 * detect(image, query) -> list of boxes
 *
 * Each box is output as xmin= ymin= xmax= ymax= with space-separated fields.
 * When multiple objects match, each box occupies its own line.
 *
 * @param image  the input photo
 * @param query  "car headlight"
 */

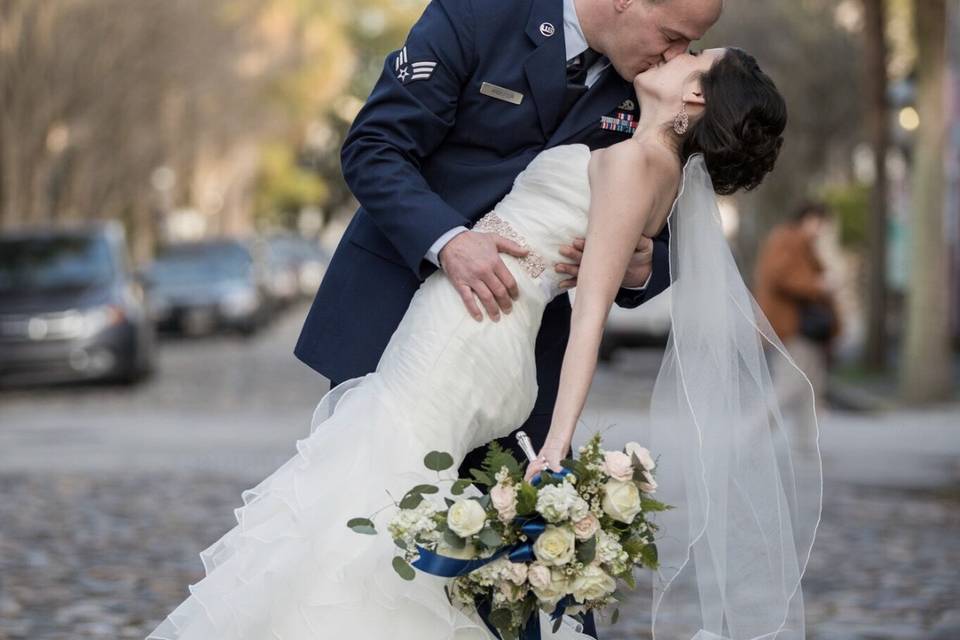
xmin=79 ymin=305 xmax=125 ymax=337
xmin=220 ymin=288 xmax=258 ymax=317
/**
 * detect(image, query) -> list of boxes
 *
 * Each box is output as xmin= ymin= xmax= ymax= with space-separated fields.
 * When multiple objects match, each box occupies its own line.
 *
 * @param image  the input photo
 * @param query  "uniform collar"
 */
xmin=562 ymin=0 xmax=589 ymax=61
xmin=563 ymin=0 xmax=611 ymax=70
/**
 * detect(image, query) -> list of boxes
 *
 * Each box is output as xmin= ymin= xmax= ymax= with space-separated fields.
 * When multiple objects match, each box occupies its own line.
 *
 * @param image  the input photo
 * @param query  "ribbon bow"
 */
xmin=411 ymin=468 xmax=577 ymax=639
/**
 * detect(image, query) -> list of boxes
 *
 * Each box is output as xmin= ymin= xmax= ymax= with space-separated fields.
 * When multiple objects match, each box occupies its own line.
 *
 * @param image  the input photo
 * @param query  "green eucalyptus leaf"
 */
xmin=392 ymin=556 xmax=416 ymax=581
xmin=443 ymin=529 xmax=466 ymax=549
xmin=399 ymin=492 xmax=424 ymax=509
xmin=424 ymin=451 xmax=455 ymax=472
xmin=611 ymin=609 xmax=620 ymax=625
xmin=576 ymin=535 xmax=597 ymax=564
xmin=478 ymin=526 xmax=502 ymax=548
xmin=451 ymin=479 xmax=473 ymax=495
xmin=410 ymin=484 xmax=440 ymax=495
xmin=346 ymin=517 xmax=377 ymax=535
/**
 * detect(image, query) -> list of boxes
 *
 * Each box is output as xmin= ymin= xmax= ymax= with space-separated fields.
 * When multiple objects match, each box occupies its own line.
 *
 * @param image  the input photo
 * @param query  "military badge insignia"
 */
xmin=394 ymin=46 xmax=437 ymax=84
xmin=600 ymin=112 xmax=638 ymax=134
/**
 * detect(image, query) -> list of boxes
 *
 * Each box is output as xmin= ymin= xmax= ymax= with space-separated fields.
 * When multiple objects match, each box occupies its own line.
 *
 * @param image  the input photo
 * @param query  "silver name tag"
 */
xmin=480 ymin=82 xmax=524 ymax=105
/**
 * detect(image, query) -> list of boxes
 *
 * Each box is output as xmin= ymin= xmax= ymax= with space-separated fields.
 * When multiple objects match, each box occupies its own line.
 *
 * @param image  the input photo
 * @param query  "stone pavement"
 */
xmin=0 ymin=305 xmax=957 ymax=639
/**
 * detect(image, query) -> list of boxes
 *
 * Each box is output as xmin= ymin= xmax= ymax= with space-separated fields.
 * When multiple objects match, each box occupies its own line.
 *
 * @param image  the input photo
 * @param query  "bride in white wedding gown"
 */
xmin=148 ymin=48 xmax=821 ymax=640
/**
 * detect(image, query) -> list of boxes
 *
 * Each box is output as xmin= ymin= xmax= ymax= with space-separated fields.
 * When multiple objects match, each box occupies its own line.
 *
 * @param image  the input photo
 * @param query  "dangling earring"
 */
xmin=673 ymin=102 xmax=689 ymax=135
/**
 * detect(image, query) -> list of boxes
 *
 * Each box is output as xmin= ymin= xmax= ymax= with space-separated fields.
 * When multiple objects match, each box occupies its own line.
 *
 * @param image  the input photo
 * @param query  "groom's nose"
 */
xmin=663 ymin=41 xmax=691 ymax=62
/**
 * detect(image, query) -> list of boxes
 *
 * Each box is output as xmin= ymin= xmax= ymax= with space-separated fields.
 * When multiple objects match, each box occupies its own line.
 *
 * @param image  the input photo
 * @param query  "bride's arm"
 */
xmin=529 ymin=142 xmax=678 ymax=476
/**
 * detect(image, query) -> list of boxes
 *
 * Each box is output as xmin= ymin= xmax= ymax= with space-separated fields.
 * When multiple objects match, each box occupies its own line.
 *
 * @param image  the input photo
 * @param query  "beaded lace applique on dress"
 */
xmin=472 ymin=213 xmax=547 ymax=279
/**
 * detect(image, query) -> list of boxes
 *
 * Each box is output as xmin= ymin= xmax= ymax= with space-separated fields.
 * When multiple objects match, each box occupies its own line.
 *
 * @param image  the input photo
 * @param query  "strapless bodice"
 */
xmin=475 ymin=144 xmax=592 ymax=299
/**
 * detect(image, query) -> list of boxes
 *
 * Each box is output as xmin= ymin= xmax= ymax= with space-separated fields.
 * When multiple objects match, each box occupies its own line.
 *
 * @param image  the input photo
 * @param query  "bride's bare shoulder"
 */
xmin=588 ymin=139 xmax=681 ymax=195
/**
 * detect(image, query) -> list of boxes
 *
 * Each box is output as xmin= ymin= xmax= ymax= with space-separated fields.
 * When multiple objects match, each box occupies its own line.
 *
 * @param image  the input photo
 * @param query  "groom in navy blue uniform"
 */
xmin=296 ymin=0 xmax=719 ymax=631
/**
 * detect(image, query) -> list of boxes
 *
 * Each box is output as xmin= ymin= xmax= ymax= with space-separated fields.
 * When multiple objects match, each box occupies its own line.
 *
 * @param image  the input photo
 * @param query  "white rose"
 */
xmin=571 ymin=513 xmax=600 ymax=541
xmin=602 ymin=451 xmax=634 ymax=482
xmin=527 ymin=562 xmax=552 ymax=590
xmin=533 ymin=525 xmax=577 ymax=567
xmin=531 ymin=568 xmax=570 ymax=608
xmin=624 ymin=442 xmax=656 ymax=471
xmin=571 ymin=564 xmax=617 ymax=602
xmin=490 ymin=482 xmax=518 ymax=522
xmin=436 ymin=541 xmax=478 ymax=560
xmin=447 ymin=499 xmax=487 ymax=537
xmin=601 ymin=479 xmax=642 ymax=524
xmin=639 ymin=470 xmax=658 ymax=494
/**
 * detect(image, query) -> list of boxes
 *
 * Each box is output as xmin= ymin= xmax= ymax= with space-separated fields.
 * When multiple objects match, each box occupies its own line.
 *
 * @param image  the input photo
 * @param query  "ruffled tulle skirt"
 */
xmin=146 ymin=267 xmax=592 ymax=640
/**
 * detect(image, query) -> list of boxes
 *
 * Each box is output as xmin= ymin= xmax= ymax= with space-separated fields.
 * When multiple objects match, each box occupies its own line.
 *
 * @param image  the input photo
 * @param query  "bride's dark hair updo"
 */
xmin=680 ymin=48 xmax=786 ymax=196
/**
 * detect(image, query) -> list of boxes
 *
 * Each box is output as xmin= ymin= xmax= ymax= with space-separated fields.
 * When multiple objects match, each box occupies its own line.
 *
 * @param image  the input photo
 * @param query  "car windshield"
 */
xmin=0 ymin=235 xmax=114 ymax=293
xmin=151 ymin=243 xmax=251 ymax=285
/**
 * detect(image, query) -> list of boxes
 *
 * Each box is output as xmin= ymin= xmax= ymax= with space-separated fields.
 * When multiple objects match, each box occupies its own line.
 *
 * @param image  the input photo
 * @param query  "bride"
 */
xmin=148 ymin=47 xmax=821 ymax=640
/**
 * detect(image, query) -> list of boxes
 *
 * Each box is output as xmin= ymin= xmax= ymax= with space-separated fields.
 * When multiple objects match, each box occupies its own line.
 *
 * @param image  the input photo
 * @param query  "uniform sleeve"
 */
xmin=340 ymin=0 xmax=477 ymax=279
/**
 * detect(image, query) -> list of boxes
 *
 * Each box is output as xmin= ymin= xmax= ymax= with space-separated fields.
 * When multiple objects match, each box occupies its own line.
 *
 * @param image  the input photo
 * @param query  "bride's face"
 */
xmin=632 ymin=47 xmax=726 ymax=103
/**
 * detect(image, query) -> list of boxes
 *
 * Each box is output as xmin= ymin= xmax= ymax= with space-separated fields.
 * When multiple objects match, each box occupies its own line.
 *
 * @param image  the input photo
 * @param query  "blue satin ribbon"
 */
xmin=411 ymin=468 xmax=575 ymax=639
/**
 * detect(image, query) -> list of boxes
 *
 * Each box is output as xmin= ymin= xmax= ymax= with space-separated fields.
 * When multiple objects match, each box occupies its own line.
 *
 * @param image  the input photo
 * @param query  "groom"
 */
xmin=296 ymin=0 xmax=718 ymax=629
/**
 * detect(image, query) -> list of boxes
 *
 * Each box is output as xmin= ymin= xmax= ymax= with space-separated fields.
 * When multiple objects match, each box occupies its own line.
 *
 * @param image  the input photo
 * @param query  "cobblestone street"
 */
xmin=1 ymin=305 xmax=958 ymax=640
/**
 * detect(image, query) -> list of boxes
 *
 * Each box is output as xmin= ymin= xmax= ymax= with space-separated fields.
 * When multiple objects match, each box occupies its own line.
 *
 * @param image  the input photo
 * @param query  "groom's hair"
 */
xmin=679 ymin=48 xmax=786 ymax=196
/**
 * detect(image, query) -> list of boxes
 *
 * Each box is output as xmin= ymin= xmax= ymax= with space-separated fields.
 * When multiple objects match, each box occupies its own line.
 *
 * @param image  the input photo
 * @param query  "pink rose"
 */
xmin=572 ymin=513 xmax=600 ymax=541
xmin=528 ymin=563 xmax=552 ymax=590
xmin=602 ymin=451 xmax=634 ymax=482
xmin=490 ymin=482 xmax=517 ymax=521
xmin=639 ymin=470 xmax=658 ymax=494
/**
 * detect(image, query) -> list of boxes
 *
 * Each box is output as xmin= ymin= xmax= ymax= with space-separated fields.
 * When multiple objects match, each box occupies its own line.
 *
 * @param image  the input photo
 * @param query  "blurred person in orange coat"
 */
xmin=754 ymin=201 xmax=841 ymax=454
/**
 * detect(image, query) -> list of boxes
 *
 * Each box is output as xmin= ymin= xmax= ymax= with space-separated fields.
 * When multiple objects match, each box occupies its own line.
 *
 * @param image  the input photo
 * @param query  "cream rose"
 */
xmin=505 ymin=561 xmax=528 ymax=585
xmin=490 ymin=482 xmax=518 ymax=522
xmin=447 ymin=498 xmax=487 ymax=537
xmin=436 ymin=541 xmax=478 ymax=560
xmin=572 ymin=513 xmax=601 ymax=541
xmin=602 ymin=451 xmax=634 ymax=481
xmin=624 ymin=442 xmax=656 ymax=471
xmin=571 ymin=564 xmax=617 ymax=602
xmin=532 ymin=525 xmax=576 ymax=567
xmin=601 ymin=479 xmax=642 ymax=524
xmin=531 ymin=568 xmax=570 ymax=608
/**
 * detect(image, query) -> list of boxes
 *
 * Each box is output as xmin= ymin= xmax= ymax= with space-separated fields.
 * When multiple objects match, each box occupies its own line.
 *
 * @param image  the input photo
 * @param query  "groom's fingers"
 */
xmin=472 ymin=280 xmax=501 ymax=322
xmin=493 ymin=262 xmax=520 ymax=302
xmin=481 ymin=270 xmax=512 ymax=316
xmin=494 ymin=236 xmax=529 ymax=259
xmin=455 ymin=283 xmax=484 ymax=322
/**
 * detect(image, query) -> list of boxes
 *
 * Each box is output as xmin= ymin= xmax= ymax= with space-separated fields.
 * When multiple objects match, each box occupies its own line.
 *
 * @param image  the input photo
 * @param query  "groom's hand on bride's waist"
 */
xmin=438 ymin=230 xmax=529 ymax=323
xmin=555 ymin=235 xmax=655 ymax=290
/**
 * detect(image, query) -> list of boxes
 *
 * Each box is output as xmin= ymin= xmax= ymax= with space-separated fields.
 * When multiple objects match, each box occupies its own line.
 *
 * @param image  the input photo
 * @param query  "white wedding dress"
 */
xmin=147 ymin=144 xmax=599 ymax=640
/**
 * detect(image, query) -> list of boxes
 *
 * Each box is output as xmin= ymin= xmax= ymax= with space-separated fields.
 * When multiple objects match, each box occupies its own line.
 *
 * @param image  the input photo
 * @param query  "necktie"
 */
xmin=560 ymin=48 xmax=603 ymax=120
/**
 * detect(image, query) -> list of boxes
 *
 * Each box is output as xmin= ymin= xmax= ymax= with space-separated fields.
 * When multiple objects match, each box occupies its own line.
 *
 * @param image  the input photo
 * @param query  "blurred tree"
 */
xmin=700 ymin=0 xmax=862 ymax=278
xmin=900 ymin=0 xmax=952 ymax=402
xmin=255 ymin=143 xmax=328 ymax=229
xmin=861 ymin=0 xmax=892 ymax=371
xmin=822 ymin=182 xmax=870 ymax=249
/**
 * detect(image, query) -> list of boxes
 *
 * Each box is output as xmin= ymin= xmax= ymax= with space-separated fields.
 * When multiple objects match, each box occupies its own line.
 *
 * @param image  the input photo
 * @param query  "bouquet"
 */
xmin=347 ymin=433 xmax=670 ymax=639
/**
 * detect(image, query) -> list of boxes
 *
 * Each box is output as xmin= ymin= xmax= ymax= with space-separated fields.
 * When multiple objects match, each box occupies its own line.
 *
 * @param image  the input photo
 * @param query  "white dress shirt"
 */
xmin=424 ymin=0 xmax=649 ymax=290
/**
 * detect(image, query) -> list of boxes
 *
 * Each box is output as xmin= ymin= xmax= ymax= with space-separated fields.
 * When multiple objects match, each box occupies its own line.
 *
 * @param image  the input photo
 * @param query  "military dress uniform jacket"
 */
xmin=295 ymin=0 xmax=671 ymax=419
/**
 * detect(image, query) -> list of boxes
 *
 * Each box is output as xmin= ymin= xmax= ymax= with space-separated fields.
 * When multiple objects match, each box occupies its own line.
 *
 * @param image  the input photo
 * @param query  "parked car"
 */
xmin=598 ymin=289 xmax=672 ymax=361
xmin=264 ymin=233 xmax=328 ymax=299
xmin=0 ymin=223 xmax=156 ymax=385
xmin=144 ymin=239 xmax=268 ymax=336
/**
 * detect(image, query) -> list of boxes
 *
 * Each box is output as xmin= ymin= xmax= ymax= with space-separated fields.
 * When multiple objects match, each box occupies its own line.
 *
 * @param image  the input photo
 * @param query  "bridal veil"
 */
xmin=647 ymin=154 xmax=823 ymax=640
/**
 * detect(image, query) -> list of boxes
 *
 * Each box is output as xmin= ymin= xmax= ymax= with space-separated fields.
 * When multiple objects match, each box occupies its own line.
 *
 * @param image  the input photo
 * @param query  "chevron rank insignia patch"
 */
xmin=394 ymin=46 xmax=437 ymax=84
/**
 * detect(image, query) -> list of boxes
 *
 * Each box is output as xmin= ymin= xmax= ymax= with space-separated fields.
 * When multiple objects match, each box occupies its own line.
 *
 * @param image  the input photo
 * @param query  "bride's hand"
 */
xmin=556 ymin=235 xmax=654 ymax=290
xmin=523 ymin=440 xmax=568 ymax=484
